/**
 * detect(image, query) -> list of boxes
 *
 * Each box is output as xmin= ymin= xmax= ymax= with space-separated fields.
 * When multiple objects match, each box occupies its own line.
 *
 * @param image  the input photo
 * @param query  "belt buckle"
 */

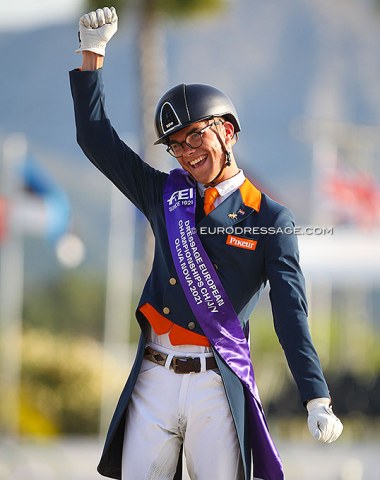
xmin=172 ymin=356 xmax=198 ymax=374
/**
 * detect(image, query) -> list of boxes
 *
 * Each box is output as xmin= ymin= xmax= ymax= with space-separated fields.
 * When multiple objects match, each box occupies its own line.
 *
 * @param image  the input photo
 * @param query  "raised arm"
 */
xmin=70 ymin=7 xmax=167 ymax=219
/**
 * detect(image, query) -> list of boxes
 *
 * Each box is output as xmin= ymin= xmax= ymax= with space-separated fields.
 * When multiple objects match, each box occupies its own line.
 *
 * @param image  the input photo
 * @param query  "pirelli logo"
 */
xmin=226 ymin=235 xmax=257 ymax=251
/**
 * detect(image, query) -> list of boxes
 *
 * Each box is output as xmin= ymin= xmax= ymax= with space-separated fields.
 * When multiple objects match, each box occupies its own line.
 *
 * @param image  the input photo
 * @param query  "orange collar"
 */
xmin=239 ymin=179 xmax=262 ymax=212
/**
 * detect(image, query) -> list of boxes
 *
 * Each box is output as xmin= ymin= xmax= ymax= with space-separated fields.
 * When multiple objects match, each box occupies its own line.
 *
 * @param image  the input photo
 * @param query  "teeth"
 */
xmin=189 ymin=155 xmax=206 ymax=166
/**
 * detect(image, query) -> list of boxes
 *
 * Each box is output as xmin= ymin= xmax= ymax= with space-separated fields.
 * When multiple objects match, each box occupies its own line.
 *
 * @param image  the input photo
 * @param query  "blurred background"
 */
xmin=1 ymin=0 xmax=380 ymax=478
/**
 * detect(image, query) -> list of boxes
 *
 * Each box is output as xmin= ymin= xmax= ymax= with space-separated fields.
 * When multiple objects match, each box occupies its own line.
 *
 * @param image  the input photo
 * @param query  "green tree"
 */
xmin=23 ymin=272 xmax=106 ymax=339
xmin=87 ymin=0 xmax=224 ymax=20
xmin=20 ymin=329 xmax=127 ymax=435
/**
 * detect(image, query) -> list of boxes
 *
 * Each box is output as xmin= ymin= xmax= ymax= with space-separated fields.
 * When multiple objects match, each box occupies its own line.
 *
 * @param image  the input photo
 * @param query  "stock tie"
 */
xmin=203 ymin=187 xmax=219 ymax=215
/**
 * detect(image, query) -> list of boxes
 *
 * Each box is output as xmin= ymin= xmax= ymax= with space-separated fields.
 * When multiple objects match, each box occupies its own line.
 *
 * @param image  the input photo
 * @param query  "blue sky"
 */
xmin=2 ymin=0 xmax=83 ymax=31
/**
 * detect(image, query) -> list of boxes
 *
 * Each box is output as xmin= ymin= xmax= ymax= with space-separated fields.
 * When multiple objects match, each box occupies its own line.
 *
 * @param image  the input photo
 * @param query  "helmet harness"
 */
xmin=153 ymin=83 xmax=239 ymax=187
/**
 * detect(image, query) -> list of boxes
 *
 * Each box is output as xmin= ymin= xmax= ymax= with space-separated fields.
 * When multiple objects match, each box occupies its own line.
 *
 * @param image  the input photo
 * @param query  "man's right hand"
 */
xmin=76 ymin=6 xmax=118 ymax=57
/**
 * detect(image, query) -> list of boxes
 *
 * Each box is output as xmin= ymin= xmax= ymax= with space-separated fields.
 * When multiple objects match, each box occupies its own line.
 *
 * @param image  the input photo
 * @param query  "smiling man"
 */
xmin=166 ymin=119 xmax=235 ymax=181
xmin=154 ymin=85 xmax=239 ymax=187
xmin=69 ymin=7 xmax=343 ymax=480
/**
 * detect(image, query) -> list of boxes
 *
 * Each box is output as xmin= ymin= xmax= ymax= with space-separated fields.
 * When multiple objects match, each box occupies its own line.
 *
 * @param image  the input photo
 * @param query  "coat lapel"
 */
xmin=197 ymin=179 xmax=262 ymax=228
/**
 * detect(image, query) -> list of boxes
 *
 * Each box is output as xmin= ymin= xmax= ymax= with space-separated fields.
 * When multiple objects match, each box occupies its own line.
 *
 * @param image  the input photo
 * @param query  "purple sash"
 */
xmin=163 ymin=169 xmax=284 ymax=480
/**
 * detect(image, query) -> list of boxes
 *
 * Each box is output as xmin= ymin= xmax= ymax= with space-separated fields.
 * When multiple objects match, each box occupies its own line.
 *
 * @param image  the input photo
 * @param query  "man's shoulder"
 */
xmin=240 ymin=179 xmax=289 ymax=215
xmin=258 ymin=192 xmax=296 ymax=227
xmin=260 ymin=192 xmax=288 ymax=213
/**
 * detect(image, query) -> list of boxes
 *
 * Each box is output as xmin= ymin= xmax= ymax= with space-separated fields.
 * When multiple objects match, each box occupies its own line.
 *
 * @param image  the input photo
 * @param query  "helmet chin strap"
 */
xmin=204 ymin=128 xmax=232 ymax=187
xmin=204 ymin=150 xmax=231 ymax=187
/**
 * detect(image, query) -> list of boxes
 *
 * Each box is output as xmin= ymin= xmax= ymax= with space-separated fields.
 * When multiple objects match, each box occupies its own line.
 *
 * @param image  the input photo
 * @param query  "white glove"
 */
xmin=307 ymin=398 xmax=343 ymax=443
xmin=76 ymin=7 xmax=118 ymax=56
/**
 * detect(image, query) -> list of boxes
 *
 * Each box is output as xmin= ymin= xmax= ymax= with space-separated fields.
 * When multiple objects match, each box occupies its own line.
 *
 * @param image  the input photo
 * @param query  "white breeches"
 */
xmin=121 ymin=358 xmax=243 ymax=480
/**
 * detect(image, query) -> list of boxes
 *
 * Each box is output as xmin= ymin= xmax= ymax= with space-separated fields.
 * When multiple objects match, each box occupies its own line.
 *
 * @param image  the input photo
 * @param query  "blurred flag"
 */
xmin=0 ymin=196 xmax=8 ymax=242
xmin=12 ymin=156 xmax=71 ymax=243
xmin=324 ymin=169 xmax=380 ymax=227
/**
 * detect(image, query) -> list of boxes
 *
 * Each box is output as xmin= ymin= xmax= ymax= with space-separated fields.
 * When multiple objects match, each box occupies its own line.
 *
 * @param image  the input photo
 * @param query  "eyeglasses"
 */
xmin=166 ymin=121 xmax=222 ymax=158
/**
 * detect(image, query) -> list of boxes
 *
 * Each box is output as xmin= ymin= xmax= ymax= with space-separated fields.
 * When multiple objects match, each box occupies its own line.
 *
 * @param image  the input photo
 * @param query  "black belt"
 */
xmin=144 ymin=346 xmax=217 ymax=374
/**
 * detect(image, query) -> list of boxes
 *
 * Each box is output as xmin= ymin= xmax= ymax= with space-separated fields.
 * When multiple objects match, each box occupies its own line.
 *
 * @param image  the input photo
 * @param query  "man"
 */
xmin=70 ymin=7 xmax=343 ymax=480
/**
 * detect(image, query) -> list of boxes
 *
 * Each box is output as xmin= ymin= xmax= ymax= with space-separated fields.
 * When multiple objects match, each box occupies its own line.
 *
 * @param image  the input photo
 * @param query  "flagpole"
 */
xmin=0 ymin=133 xmax=27 ymax=435
xmin=99 ymin=173 xmax=137 ymax=437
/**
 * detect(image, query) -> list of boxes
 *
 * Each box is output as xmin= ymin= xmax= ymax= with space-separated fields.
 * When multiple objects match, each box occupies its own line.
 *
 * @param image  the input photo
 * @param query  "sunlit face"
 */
xmin=166 ymin=120 xmax=235 ymax=185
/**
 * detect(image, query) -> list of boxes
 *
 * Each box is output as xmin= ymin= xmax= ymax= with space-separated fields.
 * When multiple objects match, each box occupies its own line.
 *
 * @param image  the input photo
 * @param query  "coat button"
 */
xmin=188 ymin=321 xmax=196 ymax=330
xmin=163 ymin=307 xmax=170 ymax=315
xmin=169 ymin=277 xmax=177 ymax=285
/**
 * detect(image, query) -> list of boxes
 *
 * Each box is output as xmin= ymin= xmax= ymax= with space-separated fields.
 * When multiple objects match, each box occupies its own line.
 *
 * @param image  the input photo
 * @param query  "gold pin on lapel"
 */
xmin=228 ymin=212 xmax=238 ymax=219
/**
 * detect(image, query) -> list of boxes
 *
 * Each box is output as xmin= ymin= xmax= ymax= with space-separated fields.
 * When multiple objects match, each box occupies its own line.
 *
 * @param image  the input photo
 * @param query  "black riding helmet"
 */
xmin=154 ymin=83 xmax=240 ymax=145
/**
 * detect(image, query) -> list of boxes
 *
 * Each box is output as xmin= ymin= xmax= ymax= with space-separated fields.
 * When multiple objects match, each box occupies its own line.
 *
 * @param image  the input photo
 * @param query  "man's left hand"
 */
xmin=307 ymin=398 xmax=343 ymax=443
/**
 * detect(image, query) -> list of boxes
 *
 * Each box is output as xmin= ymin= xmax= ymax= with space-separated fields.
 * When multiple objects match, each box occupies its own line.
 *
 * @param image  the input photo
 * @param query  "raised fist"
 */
xmin=76 ymin=6 xmax=118 ymax=56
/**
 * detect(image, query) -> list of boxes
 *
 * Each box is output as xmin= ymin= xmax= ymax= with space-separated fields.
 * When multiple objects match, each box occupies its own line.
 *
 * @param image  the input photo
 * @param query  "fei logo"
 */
xmin=167 ymin=188 xmax=194 ymax=206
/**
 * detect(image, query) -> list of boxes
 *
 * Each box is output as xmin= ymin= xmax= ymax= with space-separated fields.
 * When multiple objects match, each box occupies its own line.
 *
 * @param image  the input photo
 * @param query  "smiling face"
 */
xmin=167 ymin=119 xmax=238 ymax=185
